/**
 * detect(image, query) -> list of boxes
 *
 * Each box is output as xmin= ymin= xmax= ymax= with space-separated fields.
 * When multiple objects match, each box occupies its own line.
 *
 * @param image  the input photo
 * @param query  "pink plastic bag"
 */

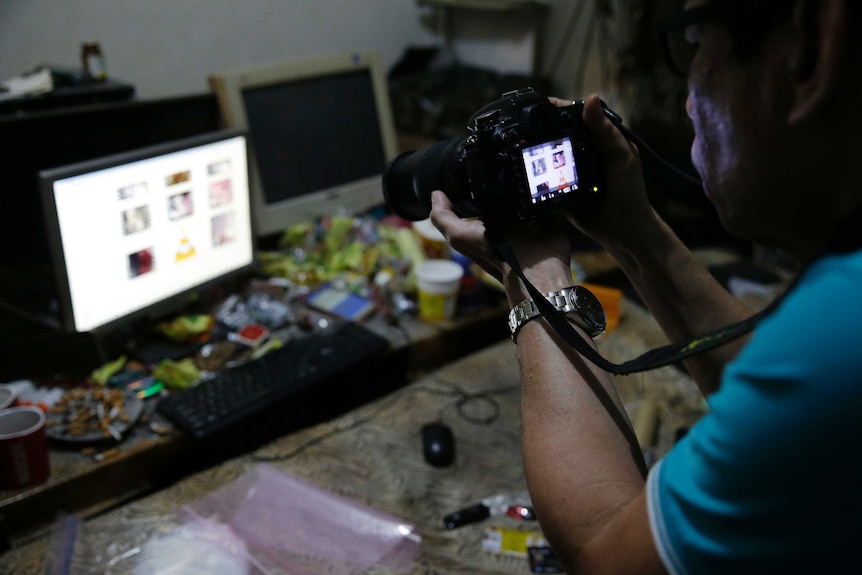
xmin=182 ymin=464 xmax=421 ymax=574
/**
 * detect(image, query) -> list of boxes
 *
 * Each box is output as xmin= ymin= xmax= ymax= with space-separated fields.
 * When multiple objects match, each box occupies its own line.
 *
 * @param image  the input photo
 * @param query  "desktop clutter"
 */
xmin=0 ymin=211 xmax=571 ymax=573
xmin=0 ymin=212 xmax=488 ymax=487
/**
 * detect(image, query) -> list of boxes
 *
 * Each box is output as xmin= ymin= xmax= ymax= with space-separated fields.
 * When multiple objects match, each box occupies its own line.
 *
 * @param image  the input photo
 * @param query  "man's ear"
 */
xmin=787 ymin=0 xmax=848 ymax=125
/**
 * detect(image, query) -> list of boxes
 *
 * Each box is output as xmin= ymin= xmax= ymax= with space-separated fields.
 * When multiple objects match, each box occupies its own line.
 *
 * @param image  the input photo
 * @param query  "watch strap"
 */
xmin=508 ymin=298 xmax=541 ymax=342
xmin=508 ymin=286 xmax=605 ymax=342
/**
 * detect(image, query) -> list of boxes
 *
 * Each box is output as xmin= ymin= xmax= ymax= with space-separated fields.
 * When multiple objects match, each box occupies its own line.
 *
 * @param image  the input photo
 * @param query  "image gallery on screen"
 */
xmin=522 ymin=138 xmax=580 ymax=204
xmin=118 ymin=159 xmax=239 ymax=280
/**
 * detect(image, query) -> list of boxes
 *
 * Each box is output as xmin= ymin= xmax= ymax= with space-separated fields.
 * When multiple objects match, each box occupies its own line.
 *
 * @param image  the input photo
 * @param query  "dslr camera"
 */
xmin=383 ymin=87 xmax=608 ymax=230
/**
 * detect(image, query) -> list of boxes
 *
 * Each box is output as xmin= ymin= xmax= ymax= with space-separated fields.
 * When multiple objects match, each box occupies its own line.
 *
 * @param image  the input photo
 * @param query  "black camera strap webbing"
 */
xmin=487 ymin=229 xmax=785 ymax=376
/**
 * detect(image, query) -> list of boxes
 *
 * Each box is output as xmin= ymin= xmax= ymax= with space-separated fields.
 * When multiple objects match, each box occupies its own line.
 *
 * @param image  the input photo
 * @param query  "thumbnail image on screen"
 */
xmin=522 ymin=138 xmax=579 ymax=204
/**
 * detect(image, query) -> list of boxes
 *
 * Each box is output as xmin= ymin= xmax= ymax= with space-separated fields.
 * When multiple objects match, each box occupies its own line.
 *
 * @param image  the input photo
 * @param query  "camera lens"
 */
xmin=382 ymin=137 xmax=474 ymax=221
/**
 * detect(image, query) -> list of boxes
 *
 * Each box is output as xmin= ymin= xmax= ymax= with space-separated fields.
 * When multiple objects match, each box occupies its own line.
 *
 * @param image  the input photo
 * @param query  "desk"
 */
xmin=2 ymin=247 xmax=779 ymax=573
xmin=0 ymin=277 xmax=715 ymax=574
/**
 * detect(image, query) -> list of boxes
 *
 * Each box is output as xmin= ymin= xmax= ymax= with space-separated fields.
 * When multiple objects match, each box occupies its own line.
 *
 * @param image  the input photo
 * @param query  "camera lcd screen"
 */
xmin=522 ymin=137 xmax=579 ymax=204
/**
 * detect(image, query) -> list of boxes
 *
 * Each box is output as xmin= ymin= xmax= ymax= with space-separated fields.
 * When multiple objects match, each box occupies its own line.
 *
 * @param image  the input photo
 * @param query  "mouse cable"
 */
xmin=248 ymin=371 xmax=518 ymax=462
xmin=422 ymin=372 xmax=519 ymax=426
xmin=249 ymin=384 xmax=413 ymax=463
xmin=380 ymin=310 xmax=518 ymax=425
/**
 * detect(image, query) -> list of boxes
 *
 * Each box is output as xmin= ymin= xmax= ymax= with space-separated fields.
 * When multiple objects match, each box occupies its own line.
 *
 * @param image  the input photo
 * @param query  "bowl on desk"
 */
xmin=45 ymin=389 xmax=144 ymax=443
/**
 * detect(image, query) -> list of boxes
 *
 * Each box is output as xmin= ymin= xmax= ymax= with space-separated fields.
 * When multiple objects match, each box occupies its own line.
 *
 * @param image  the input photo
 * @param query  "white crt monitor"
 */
xmin=208 ymin=51 xmax=399 ymax=236
xmin=39 ymin=130 xmax=256 ymax=334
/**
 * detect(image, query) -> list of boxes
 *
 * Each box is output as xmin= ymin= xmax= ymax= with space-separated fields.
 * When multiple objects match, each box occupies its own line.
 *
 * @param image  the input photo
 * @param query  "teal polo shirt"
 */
xmin=648 ymin=249 xmax=862 ymax=574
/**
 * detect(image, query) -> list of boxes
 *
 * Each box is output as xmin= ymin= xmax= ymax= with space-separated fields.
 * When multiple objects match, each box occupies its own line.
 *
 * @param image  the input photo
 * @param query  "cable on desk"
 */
xmin=248 ymin=371 xmax=519 ymax=463
xmin=420 ymin=372 xmax=519 ymax=426
xmin=380 ymin=307 xmax=520 ymax=425
xmin=249 ymin=413 xmax=380 ymax=463
xmin=248 ymin=375 xmax=436 ymax=463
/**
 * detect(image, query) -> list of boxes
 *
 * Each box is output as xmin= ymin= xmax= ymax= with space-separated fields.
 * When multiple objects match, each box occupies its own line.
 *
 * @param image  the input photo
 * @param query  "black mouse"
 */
xmin=421 ymin=422 xmax=456 ymax=467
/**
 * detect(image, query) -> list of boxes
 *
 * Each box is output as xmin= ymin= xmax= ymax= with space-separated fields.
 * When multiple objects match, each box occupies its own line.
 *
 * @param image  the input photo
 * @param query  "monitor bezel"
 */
xmin=208 ymin=51 xmax=399 ymax=237
xmin=38 ymin=129 xmax=258 ymax=335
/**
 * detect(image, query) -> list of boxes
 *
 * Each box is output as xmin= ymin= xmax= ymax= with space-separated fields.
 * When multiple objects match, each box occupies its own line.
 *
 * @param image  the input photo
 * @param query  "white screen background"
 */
xmin=51 ymin=136 xmax=253 ymax=332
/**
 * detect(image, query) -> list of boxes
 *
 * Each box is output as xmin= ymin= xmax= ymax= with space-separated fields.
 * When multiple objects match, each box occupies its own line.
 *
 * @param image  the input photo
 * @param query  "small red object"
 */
xmin=505 ymin=505 xmax=537 ymax=521
xmin=235 ymin=324 xmax=269 ymax=347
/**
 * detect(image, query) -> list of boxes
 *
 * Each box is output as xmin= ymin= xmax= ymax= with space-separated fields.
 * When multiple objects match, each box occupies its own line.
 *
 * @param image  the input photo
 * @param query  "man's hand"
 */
xmin=430 ymin=191 xmax=574 ymax=301
xmin=551 ymin=94 xmax=658 ymax=248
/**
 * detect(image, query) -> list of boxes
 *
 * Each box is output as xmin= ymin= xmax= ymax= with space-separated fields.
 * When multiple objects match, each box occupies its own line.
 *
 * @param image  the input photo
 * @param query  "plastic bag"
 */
xmin=43 ymin=464 xmax=420 ymax=575
xmin=42 ymin=513 xmax=269 ymax=575
xmin=183 ymin=464 xmax=421 ymax=574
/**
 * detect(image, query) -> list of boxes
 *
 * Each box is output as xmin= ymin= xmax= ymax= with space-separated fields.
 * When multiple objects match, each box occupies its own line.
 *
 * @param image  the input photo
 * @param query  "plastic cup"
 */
xmin=415 ymin=259 xmax=464 ymax=321
xmin=0 ymin=406 xmax=50 ymax=490
xmin=412 ymin=219 xmax=450 ymax=260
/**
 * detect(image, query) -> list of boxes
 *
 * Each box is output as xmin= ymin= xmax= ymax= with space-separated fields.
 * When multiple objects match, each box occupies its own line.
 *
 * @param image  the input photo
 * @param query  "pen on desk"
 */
xmin=444 ymin=491 xmax=533 ymax=529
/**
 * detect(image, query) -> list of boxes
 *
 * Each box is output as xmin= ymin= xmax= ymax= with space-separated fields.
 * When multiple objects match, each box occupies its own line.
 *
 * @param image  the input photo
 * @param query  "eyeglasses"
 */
xmin=657 ymin=1 xmax=783 ymax=77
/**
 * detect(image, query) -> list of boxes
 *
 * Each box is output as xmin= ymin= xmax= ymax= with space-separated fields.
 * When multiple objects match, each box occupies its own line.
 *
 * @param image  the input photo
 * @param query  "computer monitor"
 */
xmin=208 ymin=51 xmax=399 ymax=237
xmin=38 ymin=130 xmax=255 ymax=335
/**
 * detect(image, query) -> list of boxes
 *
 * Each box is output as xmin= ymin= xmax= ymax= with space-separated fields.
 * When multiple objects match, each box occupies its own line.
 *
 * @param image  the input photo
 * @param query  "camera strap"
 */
xmin=487 ymin=230 xmax=786 ymax=375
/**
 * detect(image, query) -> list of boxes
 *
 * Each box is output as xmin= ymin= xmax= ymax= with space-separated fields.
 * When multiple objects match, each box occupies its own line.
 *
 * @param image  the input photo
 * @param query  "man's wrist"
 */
xmin=502 ymin=261 xmax=573 ymax=306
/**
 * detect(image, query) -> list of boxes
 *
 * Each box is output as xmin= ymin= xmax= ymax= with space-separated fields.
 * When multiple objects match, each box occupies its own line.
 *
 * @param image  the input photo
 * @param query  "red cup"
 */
xmin=0 ymin=406 xmax=50 ymax=490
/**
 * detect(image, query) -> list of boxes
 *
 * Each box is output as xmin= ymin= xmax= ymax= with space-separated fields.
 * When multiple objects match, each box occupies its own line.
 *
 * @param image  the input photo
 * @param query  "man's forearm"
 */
xmin=603 ymin=212 xmax=754 ymax=395
xmin=514 ymin=318 xmax=659 ymax=573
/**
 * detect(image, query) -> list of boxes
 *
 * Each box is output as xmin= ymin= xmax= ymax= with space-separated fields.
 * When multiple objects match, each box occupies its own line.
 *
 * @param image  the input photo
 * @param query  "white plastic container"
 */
xmin=414 ymin=259 xmax=464 ymax=321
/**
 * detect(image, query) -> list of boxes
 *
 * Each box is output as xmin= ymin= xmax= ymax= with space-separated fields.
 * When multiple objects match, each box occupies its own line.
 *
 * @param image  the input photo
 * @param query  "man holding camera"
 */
xmin=431 ymin=0 xmax=862 ymax=572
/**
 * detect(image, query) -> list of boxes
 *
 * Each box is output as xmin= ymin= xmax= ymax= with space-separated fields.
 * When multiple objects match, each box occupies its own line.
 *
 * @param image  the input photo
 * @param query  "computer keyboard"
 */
xmin=156 ymin=322 xmax=390 ymax=438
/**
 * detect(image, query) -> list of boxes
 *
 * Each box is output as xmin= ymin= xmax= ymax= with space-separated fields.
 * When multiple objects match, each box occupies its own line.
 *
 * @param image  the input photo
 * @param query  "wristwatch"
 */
xmin=508 ymin=285 xmax=606 ymax=343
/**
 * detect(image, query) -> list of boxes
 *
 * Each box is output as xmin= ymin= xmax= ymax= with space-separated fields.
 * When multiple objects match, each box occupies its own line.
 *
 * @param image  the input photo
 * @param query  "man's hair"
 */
xmin=722 ymin=0 xmax=794 ymax=60
xmin=721 ymin=0 xmax=859 ymax=61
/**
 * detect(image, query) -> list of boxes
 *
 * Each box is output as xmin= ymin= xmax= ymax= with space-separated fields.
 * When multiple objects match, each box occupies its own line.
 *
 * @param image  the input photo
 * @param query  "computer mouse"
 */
xmin=421 ymin=422 xmax=456 ymax=467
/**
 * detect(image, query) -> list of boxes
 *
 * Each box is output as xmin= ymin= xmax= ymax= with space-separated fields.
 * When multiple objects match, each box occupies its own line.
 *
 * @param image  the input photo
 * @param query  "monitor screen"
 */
xmin=209 ymin=51 xmax=399 ymax=237
xmin=39 ymin=130 xmax=255 ymax=334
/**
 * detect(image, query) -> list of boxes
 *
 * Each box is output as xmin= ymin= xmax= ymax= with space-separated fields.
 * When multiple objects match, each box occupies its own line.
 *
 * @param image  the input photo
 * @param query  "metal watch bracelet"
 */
xmin=508 ymin=285 xmax=606 ymax=343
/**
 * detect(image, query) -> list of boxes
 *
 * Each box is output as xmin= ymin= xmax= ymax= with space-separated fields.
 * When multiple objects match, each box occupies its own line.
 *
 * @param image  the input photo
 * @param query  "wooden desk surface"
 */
xmin=0 ymin=288 xmax=712 ymax=574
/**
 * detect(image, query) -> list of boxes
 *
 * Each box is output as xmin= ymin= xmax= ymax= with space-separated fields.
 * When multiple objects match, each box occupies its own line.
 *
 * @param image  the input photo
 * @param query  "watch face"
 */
xmin=570 ymin=286 xmax=607 ymax=327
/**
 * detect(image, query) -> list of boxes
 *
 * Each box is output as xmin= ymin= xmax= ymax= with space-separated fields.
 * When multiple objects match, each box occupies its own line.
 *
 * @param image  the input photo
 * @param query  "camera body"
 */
xmin=383 ymin=87 xmax=607 ymax=229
